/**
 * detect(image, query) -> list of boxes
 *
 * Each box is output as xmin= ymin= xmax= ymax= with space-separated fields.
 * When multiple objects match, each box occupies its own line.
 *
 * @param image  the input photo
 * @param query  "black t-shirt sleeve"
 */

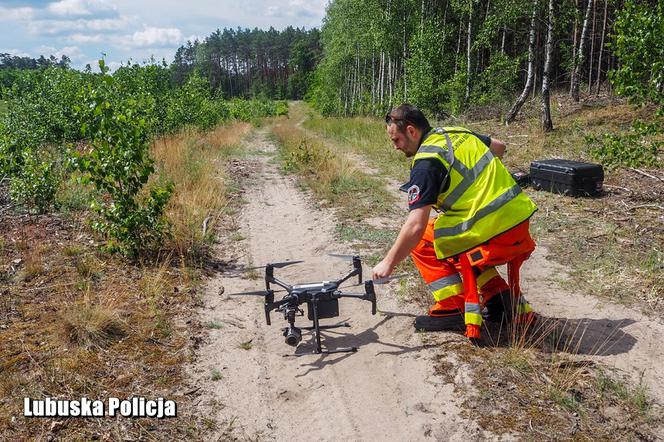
xmin=475 ymin=133 xmax=491 ymax=148
xmin=399 ymin=133 xmax=489 ymax=211
xmin=400 ymin=158 xmax=447 ymax=210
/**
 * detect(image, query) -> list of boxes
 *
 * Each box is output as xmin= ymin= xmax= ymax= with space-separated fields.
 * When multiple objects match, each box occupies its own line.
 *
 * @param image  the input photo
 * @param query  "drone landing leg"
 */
xmin=302 ymin=322 xmax=351 ymax=331
xmin=309 ymin=298 xmax=357 ymax=354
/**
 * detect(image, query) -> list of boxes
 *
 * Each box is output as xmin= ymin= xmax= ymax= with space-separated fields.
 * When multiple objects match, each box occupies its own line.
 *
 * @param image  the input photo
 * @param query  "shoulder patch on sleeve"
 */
xmin=407 ymin=185 xmax=421 ymax=205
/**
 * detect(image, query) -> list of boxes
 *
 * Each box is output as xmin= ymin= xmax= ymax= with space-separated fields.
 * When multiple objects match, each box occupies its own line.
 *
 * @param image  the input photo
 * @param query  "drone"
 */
xmin=230 ymin=255 xmax=399 ymax=354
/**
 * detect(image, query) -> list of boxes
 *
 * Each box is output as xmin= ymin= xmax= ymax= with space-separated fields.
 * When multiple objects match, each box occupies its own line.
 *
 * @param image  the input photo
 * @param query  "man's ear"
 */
xmin=406 ymin=125 xmax=419 ymax=140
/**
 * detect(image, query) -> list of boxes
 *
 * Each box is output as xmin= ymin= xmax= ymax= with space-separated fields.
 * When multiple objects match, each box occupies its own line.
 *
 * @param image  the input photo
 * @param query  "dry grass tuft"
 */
xmin=61 ymin=302 xmax=126 ymax=348
xmin=151 ymin=122 xmax=251 ymax=259
xmin=21 ymin=249 xmax=44 ymax=281
xmin=271 ymin=104 xmax=395 ymax=221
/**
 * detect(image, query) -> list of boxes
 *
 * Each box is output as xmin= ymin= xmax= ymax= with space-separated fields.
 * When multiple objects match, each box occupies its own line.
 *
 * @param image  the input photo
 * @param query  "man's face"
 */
xmin=387 ymin=123 xmax=420 ymax=157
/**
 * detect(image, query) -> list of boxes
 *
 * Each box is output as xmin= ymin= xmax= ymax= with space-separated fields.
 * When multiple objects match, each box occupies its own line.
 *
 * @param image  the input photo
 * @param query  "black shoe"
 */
xmin=484 ymin=290 xmax=514 ymax=323
xmin=414 ymin=313 xmax=465 ymax=332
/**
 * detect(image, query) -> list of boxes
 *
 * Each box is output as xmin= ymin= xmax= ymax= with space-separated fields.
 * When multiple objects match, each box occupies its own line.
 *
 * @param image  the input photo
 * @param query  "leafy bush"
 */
xmin=0 ymin=60 xmax=284 ymax=255
xmin=610 ymin=0 xmax=664 ymax=109
xmin=71 ymin=63 xmax=173 ymax=257
xmin=586 ymin=119 xmax=663 ymax=169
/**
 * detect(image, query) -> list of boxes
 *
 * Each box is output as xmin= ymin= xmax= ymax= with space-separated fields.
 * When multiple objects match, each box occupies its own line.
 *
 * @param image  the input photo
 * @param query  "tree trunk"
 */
xmin=501 ymin=24 xmax=507 ymax=55
xmin=588 ymin=0 xmax=597 ymax=91
xmin=571 ymin=0 xmax=593 ymax=101
xmin=454 ymin=18 xmax=463 ymax=75
xmin=532 ymin=23 xmax=540 ymax=99
xmin=404 ymin=8 xmax=408 ymax=101
xmin=505 ymin=0 xmax=539 ymax=124
xmin=541 ymin=0 xmax=555 ymax=131
xmin=465 ymin=8 xmax=473 ymax=102
xmin=570 ymin=0 xmax=579 ymax=95
xmin=595 ymin=0 xmax=608 ymax=94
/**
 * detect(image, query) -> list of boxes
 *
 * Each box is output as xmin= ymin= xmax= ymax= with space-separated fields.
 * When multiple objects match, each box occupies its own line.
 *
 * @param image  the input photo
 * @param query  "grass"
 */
xmin=270 ymin=103 xmax=397 ymax=222
xmin=151 ymin=122 xmax=251 ymax=260
xmin=596 ymin=370 xmax=651 ymax=417
xmin=0 ymin=100 xmax=6 ymax=116
xmin=230 ymin=233 xmax=246 ymax=242
xmin=205 ymin=319 xmax=224 ymax=329
xmin=335 ymin=224 xmax=396 ymax=249
xmin=0 ymin=216 xmax=203 ymax=438
xmin=238 ymin=339 xmax=253 ymax=350
xmin=303 ymin=113 xmax=409 ymax=182
xmin=61 ymin=302 xmax=126 ymax=348
xmin=211 ymin=368 xmax=223 ymax=381
xmin=450 ymin=336 xmax=662 ymax=439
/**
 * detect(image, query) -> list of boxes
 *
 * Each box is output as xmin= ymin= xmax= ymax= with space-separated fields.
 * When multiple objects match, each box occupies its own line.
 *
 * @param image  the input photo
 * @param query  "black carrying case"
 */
xmin=530 ymin=159 xmax=604 ymax=196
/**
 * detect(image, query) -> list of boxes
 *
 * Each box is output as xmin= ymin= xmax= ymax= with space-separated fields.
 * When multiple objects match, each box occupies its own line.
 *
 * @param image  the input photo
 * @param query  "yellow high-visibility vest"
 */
xmin=412 ymin=127 xmax=537 ymax=259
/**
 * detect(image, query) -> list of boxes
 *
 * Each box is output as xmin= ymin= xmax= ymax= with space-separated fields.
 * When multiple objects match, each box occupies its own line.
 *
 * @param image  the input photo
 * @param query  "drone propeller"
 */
xmin=228 ymin=289 xmax=271 ymax=296
xmin=241 ymin=260 xmax=305 ymax=271
xmin=229 ymin=289 xmax=287 ymax=296
xmin=327 ymin=253 xmax=359 ymax=261
xmin=373 ymin=273 xmax=410 ymax=285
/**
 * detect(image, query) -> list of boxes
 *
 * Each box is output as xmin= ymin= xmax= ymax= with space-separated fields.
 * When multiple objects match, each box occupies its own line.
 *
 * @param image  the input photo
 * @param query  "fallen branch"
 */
xmin=603 ymin=184 xmax=632 ymax=193
xmin=627 ymin=204 xmax=664 ymax=211
xmin=202 ymin=216 xmax=211 ymax=236
xmin=629 ymin=167 xmax=664 ymax=183
xmin=529 ymin=419 xmax=556 ymax=439
xmin=25 ymin=281 xmax=79 ymax=292
xmin=183 ymin=386 xmax=201 ymax=395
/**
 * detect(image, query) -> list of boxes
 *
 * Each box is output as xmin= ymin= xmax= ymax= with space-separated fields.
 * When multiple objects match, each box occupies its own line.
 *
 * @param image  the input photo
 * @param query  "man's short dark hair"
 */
xmin=385 ymin=104 xmax=431 ymax=133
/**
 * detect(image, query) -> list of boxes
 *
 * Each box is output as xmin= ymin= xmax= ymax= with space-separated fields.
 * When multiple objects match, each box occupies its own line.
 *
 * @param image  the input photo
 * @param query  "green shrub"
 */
xmin=586 ymin=119 xmax=663 ymax=169
xmin=71 ymin=62 xmax=173 ymax=257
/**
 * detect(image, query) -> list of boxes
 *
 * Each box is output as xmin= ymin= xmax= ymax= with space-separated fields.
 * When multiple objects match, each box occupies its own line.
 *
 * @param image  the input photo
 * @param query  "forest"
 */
xmin=309 ymin=0 xmax=663 ymax=125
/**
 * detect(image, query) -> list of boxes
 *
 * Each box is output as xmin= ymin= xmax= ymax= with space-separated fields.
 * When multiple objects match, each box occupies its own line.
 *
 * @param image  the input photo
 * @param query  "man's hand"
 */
xmin=371 ymin=205 xmax=431 ymax=281
xmin=372 ymin=258 xmax=395 ymax=281
xmin=489 ymin=138 xmax=507 ymax=159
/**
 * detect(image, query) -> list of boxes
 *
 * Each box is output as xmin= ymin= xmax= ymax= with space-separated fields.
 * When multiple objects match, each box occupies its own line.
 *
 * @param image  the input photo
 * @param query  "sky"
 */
xmin=0 ymin=0 xmax=327 ymax=70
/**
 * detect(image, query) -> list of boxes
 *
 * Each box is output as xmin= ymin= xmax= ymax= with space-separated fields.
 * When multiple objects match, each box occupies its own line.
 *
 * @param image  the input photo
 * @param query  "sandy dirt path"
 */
xmin=191 ymin=129 xmax=485 ymax=441
xmin=522 ymin=250 xmax=664 ymax=400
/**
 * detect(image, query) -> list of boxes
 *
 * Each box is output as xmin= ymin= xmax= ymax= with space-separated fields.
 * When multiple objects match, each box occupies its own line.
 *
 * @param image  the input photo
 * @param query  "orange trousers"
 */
xmin=411 ymin=218 xmax=535 ymax=314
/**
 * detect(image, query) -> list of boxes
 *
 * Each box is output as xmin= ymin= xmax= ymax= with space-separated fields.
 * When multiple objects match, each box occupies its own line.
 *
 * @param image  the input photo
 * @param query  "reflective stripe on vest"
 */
xmin=434 ymin=184 xmax=524 ymax=238
xmin=412 ymin=127 xmax=537 ymax=259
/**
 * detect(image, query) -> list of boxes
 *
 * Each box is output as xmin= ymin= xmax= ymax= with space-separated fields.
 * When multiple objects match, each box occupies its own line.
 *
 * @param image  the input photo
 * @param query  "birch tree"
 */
xmin=541 ymin=0 xmax=555 ymax=131
xmin=504 ymin=0 xmax=539 ymax=124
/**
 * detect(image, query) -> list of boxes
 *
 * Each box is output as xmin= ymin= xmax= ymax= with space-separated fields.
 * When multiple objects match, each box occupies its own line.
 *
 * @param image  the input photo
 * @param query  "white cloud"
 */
xmin=28 ymin=16 xmax=133 ymax=35
xmin=86 ymin=17 xmax=132 ymax=31
xmin=68 ymin=33 xmax=105 ymax=43
xmin=36 ymin=45 xmax=83 ymax=61
xmin=116 ymin=26 xmax=183 ymax=48
xmin=56 ymin=45 xmax=84 ymax=60
xmin=0 ymin=49 xmax=32 ymax=58
xmin=47 ymin=0 xmax=116 ymax=17
xmin=260 ymin=0 xmax=324 ymax=20
xmin=0 ymin=6 xmax=35 ymax=21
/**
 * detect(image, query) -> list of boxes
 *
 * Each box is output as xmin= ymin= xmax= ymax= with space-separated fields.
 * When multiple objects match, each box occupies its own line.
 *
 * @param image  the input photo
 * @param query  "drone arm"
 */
xmin=337 ymin=280 xmax=377 ymax=315
xmin=270 ymin=276 xmax=292 ymax=292
xmin=264 ymin=295 xmax=294 ymax=325
xmin=337 ymin=268 xmax=359 ymax=286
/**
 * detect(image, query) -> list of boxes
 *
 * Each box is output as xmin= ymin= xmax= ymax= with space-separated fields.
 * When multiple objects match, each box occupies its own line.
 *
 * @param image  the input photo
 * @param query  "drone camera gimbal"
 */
xmin=232 ymin=256 xmax=376 ymax=354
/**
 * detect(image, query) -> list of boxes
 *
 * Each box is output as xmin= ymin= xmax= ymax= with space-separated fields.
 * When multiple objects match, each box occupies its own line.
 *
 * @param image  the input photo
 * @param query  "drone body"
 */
xmin=232 ymin=257 xmax=377 ymax=354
